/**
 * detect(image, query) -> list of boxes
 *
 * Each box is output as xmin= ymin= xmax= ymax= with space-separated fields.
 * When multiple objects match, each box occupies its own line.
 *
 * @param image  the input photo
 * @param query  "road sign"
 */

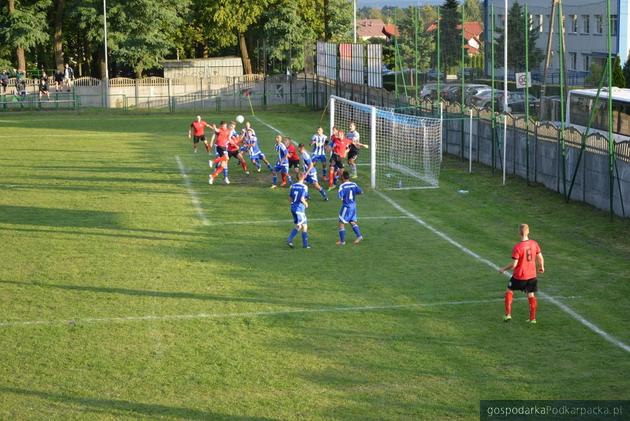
xmin=515 ymin=72 xmax=531 ymax=89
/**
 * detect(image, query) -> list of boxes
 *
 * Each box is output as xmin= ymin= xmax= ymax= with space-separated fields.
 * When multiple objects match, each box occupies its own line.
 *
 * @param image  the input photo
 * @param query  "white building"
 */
xmin=484 ymin=0 xmax=630 ymax=78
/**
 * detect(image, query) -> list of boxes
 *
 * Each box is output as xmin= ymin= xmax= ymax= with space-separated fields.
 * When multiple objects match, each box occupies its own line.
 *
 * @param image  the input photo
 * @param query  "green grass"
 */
xmin=0 ymin=109 xmax=629 ymax=420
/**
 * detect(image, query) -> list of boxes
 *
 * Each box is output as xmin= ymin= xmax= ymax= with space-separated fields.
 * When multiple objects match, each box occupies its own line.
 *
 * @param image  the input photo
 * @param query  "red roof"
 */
xmin=426 ymin=21 xmax=483 ymax=55
xmin=357 ymin=19 xmax=399 ymax=39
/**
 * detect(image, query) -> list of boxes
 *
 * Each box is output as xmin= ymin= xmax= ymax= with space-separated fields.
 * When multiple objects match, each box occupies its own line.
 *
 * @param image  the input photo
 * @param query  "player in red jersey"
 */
xmin=285 ymin=138 xmax=300 ymax=176
xmin=188 ymin=115 xmax=212 ymax=154
xmin=499 ymin=224 xmax=545 ymax=324
xmin=227 ymin=121 xmax=249 ymax=175
xmin=212 ymin=121 xmax=231 ymax=158
xmin=325 ymin=127 xmax=341 ymax=181
xmin=209 ymin=154 xmax=230 ymax=185
xmin=328 ymin=130 xmax=350 ymax=190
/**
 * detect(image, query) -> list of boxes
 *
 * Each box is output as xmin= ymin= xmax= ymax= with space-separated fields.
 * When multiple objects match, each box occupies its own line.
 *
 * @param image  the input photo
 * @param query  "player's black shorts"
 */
xmin=507 ymin=277 xmax=538 ymax=293
xmin=216 ymin=145 xmax=227 ymax=156
xmin=330 ymin=154 xmax=344 ymax=169
xmin=347 ymin=150 xmax=358 ymax=161
xmin=193 ymin=135 xmax=206 ymax=144
xmin=228 ymin=149 xmax=240 ymax=159
xmin=288 ymin=159 xmax=300 ymax=169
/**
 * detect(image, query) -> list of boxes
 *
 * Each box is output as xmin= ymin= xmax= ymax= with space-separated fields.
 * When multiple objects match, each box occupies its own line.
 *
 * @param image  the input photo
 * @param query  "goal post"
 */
xmin=329 ymin=95 xmax=442 ymax=190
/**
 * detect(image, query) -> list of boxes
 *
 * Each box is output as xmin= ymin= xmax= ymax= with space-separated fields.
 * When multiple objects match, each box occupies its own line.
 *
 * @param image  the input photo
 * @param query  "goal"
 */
xmin=330 ymin=95 xmax=442 ymax=190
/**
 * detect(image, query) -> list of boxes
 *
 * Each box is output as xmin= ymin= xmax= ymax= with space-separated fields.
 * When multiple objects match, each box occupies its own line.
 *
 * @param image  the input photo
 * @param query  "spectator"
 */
xmin=63 ymin=63 xmax=74 ymax=92
xmin=15 ymin=69 xmax=26 ymax=97
xmin=54 ymin=70 xmax=64 ymax=92
xmin=0 ymin=70 xmax=8 ymax=95
xmin=39 ymin=72 xmax=50 ymax=99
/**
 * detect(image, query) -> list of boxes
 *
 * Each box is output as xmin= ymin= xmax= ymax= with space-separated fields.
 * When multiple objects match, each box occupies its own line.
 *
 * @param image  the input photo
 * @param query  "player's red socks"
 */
xmin=528 ymin=296 xmax=537 ymax=321
xmin=504 ymin=290 xmax=513 ymax=316
xmin=281 ymin=173 xmax=287 ymax=185
xmin=211 ymin=166 xmax=223 ymax=178
xmin=240 ymin=161 xmax=248 ymax=172
xmin=212 ymin=156 xmax=222 ymax=164
xmin=328 ymin=168 xmax=335 ymax=187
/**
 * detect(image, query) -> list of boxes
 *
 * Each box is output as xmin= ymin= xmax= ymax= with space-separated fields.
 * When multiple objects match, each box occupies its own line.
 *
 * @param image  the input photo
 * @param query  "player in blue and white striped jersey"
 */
xmin=242 ymin=127 xmax=273 ymax=172
xmin=271 ymin=134 xmax=293 ymax=188
xmin=298 ymin=143 xmax=328 ymax=201
xmin=337 ymin=171 xmax=363 ymax=245
xmin=310 ymin=127 xmax=329 ymax=177
xmin=287 ymin=172 xmax=310 ymax=249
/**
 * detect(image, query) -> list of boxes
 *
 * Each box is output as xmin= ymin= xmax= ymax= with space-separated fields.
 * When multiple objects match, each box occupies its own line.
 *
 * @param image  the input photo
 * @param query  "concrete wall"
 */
xmin=442 ymin=113 xmax=630 ymax=217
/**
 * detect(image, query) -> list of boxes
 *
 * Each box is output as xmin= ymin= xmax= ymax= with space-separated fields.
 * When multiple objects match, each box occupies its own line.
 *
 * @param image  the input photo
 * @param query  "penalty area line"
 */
xmin=376 ymin=191 xmax=630 ymax=354
xmin=0 ymin=296 xmax=577 ymax=329
xmin=175 ymin=155 xmax=209 ymax=226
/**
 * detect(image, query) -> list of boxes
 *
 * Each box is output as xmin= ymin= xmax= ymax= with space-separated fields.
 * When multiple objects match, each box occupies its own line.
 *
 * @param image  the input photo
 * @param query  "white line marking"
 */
xmin=376 ymin=191 xmax=630 ymax=354
xmin=175 ymin=155 xmax=209 ymax=226
xmin=0 ymin=296 xmax=577 ymax=328
xmin=210 ymin=215 xmax=410 ymax=226
xmin=252 ymin=114 xmax=630 ymax=354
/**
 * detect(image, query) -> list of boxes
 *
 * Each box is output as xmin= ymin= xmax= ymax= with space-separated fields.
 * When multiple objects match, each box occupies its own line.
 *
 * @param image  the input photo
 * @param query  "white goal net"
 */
xmin=330 ymin=95 xmax=442 ymax=190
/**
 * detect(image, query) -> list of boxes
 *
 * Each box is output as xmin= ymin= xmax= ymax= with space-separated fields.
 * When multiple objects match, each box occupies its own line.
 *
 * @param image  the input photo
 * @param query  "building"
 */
xmin=484 ymin=0 xmax=630 ymax=76
xmin=356 ymin=19 xmax=399 ymax=41
xmin=426 ymin=21 xmax=484 ymax=56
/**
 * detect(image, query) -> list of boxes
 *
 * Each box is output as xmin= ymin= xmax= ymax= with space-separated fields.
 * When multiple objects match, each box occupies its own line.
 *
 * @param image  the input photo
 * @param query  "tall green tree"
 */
xmin=0 ymin=0 xmax=51 ymax=71
xmin=327 ymin=0 xmax=352 ymax=43
xmin=612 ymin=55 xmax=625 ymax=88
xmin=439 ymin=0 xmax=460 ymax=73
xmin=494 ymin=1 xmax=544 ymax=71
xmin=462 ymin=0 xmax=482 ymax=23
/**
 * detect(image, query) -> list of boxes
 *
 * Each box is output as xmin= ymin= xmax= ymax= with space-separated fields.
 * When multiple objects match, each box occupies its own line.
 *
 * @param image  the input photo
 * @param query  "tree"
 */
xmin=494 ymin=1 xmax=544 ymax=72
xmin=261 ymin=0 xmax=318 ymax=73
xmin=327 ymin=0 xmax=352 ymax=43
xmin=439 ymin=0 xmax=460 ymax=73
xmin=0 ymin=0 xmax=51 ymax=71
xmin=612 ymin=55 xmax=625 ymax=88
xmin=462 ymin=0 xmax=481 ymax=23
xmin=53 ymin=0 xmax=65 ymax=71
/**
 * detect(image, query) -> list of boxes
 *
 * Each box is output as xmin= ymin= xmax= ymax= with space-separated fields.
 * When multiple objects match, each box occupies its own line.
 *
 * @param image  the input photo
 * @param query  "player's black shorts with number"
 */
xmin=330 ymin=153 xmax=344 ymax=169
xmin=228 ymin=149 xmax=241 ymax=159
xmin=215 ymin=145 xmax=227 ymax=156
xmin=347 ymin=148 xmax=358 ymax=161
xmin=288 ymin=159 xmax=300 ymax=169
xmin=507 ymin=277 xmax=538 ymax=293
xmin=193 ymin=135 xmax=206 ymax=144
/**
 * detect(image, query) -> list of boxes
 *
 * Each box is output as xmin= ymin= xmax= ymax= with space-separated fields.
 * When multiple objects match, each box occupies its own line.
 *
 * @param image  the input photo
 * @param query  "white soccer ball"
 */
xmin=236 ymin=115 xmax=245 ymax=124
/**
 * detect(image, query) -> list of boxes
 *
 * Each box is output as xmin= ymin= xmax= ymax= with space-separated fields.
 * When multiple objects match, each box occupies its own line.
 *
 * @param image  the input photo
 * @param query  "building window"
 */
xmin=570 ymin=15 xmax=578 ymax=33
xmin=582 ymin=54 xmax=591 ymax=71
xmin=569 ymin=53 xmax=577 ymax=70
xmin=596 ymin=15 xmax=603 ymax=34
xmin=611 ymin=15 xmax=618 ymax=36
xmin=582 ymin=15 xmax=590 ymax=33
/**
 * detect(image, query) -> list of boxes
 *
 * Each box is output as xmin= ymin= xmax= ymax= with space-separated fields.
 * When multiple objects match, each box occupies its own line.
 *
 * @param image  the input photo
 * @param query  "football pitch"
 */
xmin=1 ymin=109 xmax=629 ymax=420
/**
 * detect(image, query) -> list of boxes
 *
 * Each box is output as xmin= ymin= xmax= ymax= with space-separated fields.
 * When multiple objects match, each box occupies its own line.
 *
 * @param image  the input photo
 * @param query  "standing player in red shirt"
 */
xmin=284 ymin=137 xmax=300 ymax=178
xmin=328 ymin=130 xmax=350 ymax=190
xmin=188 ymin=115 xmax=212 ymax=154
xmin=499 ymin=224 xmax=545 ymax=324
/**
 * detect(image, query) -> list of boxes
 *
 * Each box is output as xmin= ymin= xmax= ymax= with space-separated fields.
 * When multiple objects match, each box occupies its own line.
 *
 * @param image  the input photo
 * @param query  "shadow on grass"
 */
xmin=0 ymin=279 xmax=329 ymax=308
xmin=0 ymin=386 xmax=272 ymax=420
xmin=0 ymin=205 xmax=119 ymax=229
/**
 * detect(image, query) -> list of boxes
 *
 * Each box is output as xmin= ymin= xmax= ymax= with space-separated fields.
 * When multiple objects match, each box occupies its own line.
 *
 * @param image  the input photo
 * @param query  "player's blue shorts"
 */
xmin=305 ymin=173 xmax=318 ymax=185
xmin=291 ymin=209 xmax=307 ymax=226
xmin=250 ymin=152 xmax=266 ymax=161
xmin=339 ymin=205 xmax=357 ymax=224
xmin=274 ymin=163 xmax=289 ymax=174
xmin=312 ymin=154 xmax=327 ymax=163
